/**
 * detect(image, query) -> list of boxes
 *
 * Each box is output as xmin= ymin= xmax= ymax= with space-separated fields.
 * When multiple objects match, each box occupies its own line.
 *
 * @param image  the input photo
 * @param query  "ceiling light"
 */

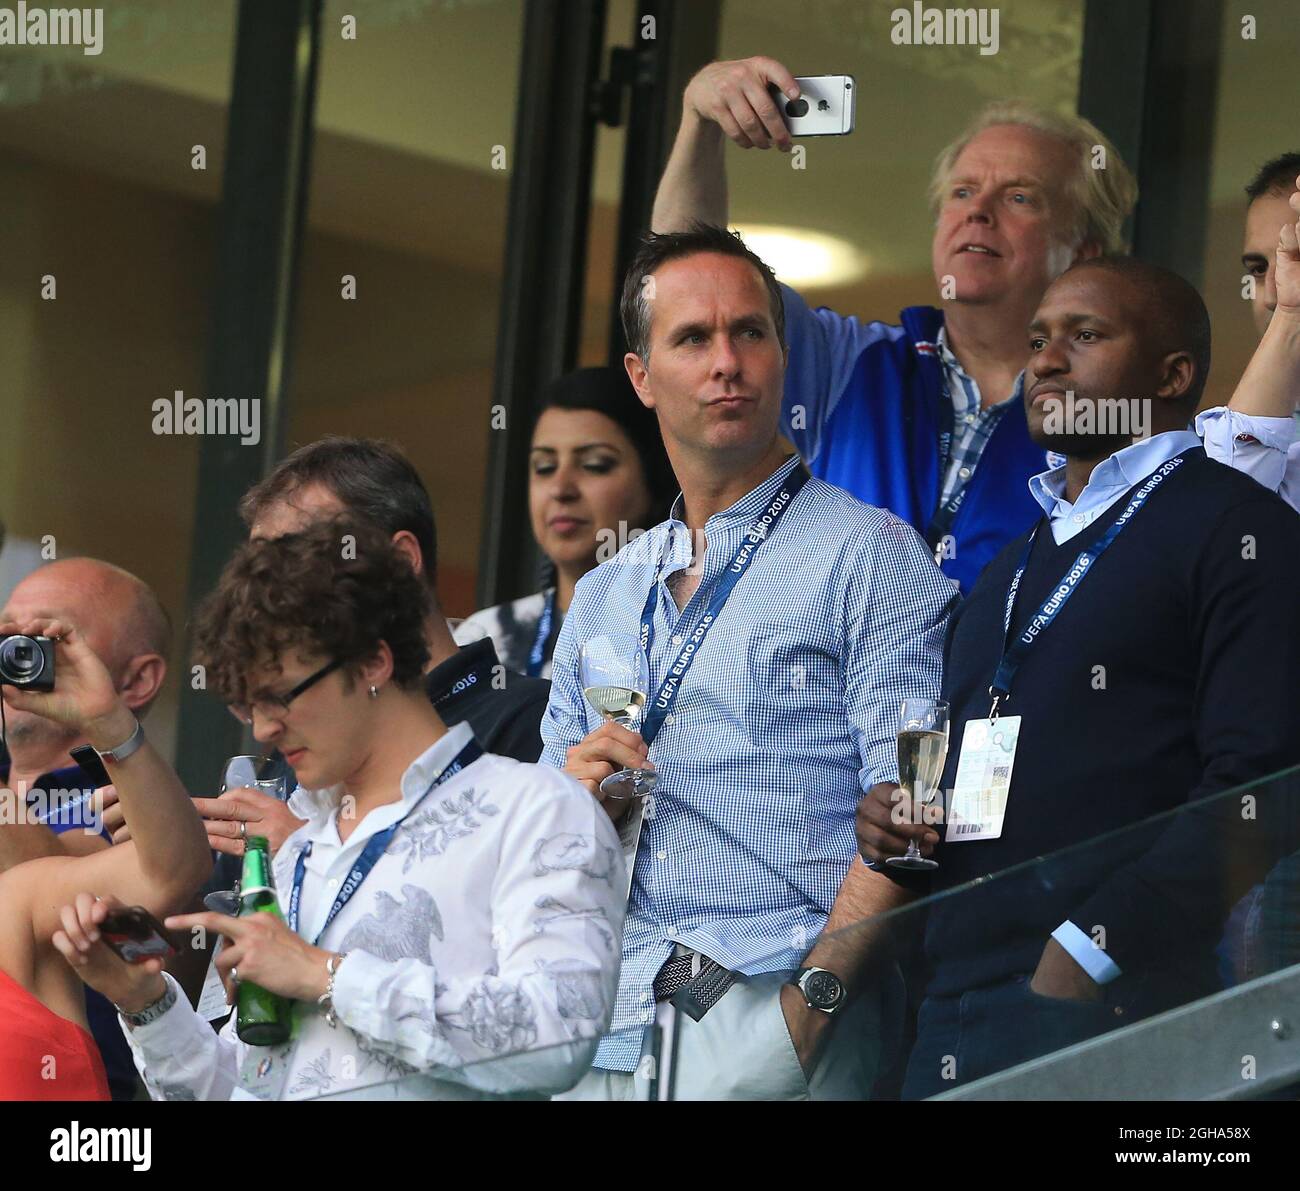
xmin=731 ymin=224 xmax=869 ymax=288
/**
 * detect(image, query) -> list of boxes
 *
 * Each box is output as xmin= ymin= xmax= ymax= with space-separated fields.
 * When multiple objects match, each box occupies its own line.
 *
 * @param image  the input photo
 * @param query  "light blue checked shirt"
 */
xmin=935 ymin=325 xmax=1025 ymax=511
xmin=540 ymin=455 xmax=957 ymax=1071
xmin=1028 ymin=429 xmax=1203 ymax=545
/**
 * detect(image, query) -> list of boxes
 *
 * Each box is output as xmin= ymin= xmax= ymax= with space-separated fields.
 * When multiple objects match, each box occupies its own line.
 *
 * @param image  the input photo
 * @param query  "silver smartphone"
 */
xmin=770 ymin=74 xmax=856 ymax=136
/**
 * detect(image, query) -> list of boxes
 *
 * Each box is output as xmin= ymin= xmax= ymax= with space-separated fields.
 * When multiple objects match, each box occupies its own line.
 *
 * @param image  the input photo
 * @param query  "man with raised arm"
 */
xmin=652 ymin=57 xmax=1136 ymax=592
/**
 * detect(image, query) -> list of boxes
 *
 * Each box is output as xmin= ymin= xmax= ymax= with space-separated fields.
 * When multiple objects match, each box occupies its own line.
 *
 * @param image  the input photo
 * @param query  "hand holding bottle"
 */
xmin=164 ymin=906 xmax=334 ymax=1005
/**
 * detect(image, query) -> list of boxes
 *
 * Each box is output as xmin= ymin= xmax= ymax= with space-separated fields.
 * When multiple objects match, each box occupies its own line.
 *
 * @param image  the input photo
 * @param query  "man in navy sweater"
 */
xmin=858 ymin=257 xmax=1300 ymax=1098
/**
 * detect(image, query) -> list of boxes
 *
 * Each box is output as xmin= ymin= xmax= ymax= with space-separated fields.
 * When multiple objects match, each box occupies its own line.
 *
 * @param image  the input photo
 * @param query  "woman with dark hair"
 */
xmin=53 ymin=519 xmax=622 ymax=1100
xmin=457 ymin=367 xmax=677 ymax=678
xmin=0 ymin=618 xmax=211 ymax=1100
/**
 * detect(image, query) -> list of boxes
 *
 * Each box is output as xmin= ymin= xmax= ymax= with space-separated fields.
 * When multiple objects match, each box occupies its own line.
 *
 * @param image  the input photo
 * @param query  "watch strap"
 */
xmin=98 ymin=718 xmax=145 ymax=765
xmin=118 ymin=974 xmax=179 ymax=1028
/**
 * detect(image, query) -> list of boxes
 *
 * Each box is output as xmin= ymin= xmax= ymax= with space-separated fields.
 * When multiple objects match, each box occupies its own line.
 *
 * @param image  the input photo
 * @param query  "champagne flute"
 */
xmin=202 ymin=756 xmax=291 ymax=913
xmin=885 ymin=699 xmax=949 ymax=871
xmin=580 ymin=634 xmax=656 ymax=801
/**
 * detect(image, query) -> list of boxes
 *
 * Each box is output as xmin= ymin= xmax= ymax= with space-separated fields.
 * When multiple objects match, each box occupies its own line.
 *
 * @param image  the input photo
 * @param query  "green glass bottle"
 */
xmin=235 ymin=836 xmax=294 ymax=1046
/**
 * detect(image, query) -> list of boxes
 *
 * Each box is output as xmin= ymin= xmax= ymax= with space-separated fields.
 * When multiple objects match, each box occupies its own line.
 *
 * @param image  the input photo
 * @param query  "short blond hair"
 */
xmin=929 ymin=101 xmax=1138 ymax=255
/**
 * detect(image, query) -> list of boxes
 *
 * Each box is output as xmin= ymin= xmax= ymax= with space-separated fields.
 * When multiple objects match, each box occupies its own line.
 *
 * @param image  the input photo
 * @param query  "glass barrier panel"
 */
xmin=633 ymin=762 xmax=1300 ymax=1101
xmin=291 ymin=764 xmax=1299 ymax=1101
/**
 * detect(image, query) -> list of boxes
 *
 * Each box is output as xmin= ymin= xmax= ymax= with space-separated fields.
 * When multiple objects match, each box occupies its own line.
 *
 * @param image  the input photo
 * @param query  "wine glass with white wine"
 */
xmin=202 ymin=756 xmax=290 ymax=913
xmin=885 ymin=698 xmax=949 ymax=871
xmin=579 ymin=634 xmax=657 ymax=802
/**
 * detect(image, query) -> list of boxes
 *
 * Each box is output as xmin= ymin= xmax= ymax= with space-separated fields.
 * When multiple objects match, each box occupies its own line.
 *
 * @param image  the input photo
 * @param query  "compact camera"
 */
xmin=0 ymin=634 xmax=55 ymax=691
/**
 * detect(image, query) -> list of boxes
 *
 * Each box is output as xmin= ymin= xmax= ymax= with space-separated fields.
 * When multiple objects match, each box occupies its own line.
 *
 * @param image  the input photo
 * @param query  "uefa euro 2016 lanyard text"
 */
xmin=990 ymin=449 xmax=1194 ymax=719
xmin=527 ymin=588 xmax=557 ymax=678
xmin=945 ymin=450 xmax=1193 ymax=844
xmin=286 ymin=737 xmax=484 ymax=944
xmin=635 ymin=465 xmax=810 ymax=749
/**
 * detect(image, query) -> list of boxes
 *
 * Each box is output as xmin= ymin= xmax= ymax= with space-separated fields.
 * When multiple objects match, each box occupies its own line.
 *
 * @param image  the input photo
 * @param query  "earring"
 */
xmin=368 ymin=684 xmax=379 ymax=699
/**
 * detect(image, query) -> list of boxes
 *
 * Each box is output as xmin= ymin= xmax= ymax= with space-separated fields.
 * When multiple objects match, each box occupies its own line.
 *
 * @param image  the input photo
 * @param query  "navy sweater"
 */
xmin=918 ymin=451 xmax=1300 ymax=1009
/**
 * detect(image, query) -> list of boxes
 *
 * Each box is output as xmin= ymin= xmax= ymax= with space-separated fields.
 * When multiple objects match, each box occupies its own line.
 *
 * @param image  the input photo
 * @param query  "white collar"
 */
xmin=285 ymin=721 xmax=478 ymax=829
xmin=1028 ymin=429 xmax=1201 ymax=517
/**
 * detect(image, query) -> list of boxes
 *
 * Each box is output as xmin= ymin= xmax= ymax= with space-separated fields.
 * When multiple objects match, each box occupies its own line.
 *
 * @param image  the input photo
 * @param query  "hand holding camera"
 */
xmin=684 ymin=56 xmax=802 ymax=150
xmin=0 ymin=617 xmax=130 ymax=747
xmin=683 ymin=56 xmax=855 ymax=149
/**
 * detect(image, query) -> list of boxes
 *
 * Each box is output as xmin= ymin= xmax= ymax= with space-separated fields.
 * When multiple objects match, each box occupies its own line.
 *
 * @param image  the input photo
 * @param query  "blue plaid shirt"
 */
xmin=934 ymin=326 xmax=1025 ymax=513
xmin=541 ymin=456 xmax=956 ymax=1071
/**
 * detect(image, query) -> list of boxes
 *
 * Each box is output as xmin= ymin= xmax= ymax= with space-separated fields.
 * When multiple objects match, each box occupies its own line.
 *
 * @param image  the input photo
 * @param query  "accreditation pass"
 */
xmin=946 ymin=715 xmax=1021 ymax=842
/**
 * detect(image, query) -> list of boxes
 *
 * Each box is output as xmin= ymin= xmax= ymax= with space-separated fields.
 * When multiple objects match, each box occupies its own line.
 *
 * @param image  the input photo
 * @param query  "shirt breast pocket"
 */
xmin=740 ymin=616 xmax=843 ymax=751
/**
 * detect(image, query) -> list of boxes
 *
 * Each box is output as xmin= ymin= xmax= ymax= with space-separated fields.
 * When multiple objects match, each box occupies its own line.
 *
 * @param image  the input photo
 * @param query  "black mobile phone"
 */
xmin=69 ymin=744 xmax=111 ymax=787
xmin=99 ymin=907 xmax=177 ymax=964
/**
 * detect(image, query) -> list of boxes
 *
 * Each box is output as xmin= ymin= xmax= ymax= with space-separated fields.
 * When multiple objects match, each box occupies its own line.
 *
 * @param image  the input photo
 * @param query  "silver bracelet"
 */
xmin=316 ymin=952 xmax=347 ymax=1028
xmin=117 ymin=976 xmax=178 ymax=1029
xmin=96 ymin=717 xmax=146 ymax=765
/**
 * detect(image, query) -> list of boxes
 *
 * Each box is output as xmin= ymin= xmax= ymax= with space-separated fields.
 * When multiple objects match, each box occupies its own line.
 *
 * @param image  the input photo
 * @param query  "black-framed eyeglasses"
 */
xmin=228 ymin=657 xmax=346 ymax=726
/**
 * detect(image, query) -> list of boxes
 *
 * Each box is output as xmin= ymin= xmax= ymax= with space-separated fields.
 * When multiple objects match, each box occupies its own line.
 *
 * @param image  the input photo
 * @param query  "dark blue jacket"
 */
xmin=780 ymin=292 xmax=1046 ymax=593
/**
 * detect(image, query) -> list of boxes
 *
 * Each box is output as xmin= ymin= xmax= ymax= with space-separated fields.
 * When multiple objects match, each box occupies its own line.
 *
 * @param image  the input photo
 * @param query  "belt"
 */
xmin=652 ymin=950 xmax=737 ymax=1021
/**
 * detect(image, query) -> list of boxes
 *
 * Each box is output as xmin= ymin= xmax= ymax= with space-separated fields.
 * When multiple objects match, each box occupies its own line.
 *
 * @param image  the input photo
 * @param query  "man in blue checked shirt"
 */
xmin=544 ymin=224 xmax=957 ymax=1101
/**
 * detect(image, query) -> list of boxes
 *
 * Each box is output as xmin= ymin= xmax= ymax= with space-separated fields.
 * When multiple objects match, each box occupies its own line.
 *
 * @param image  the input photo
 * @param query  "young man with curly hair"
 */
xmin=55 ymin=520 xmax=625 ymax=1100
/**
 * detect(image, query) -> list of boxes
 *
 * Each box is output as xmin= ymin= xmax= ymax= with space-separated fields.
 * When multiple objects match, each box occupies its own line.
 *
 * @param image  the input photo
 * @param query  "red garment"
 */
xmin=0 ymin=969 xmax=110 ymax=1100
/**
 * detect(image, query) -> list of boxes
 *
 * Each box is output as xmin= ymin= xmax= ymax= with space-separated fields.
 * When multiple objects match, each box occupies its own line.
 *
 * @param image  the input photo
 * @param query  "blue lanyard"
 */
xmin=527 ymin=588 xmax=557 ymax=677
xmin=429 ymin=648 xmax=491 ymax=713
xmin=287 ymin=737 xmax=484 ymax=942
xmin=636 ymin=464 xmax=810 ymax=747
xmin=924 ymin=394 xmax=961 ymax=553
xmin=989 ymin=450 xmax=1192 ymax=713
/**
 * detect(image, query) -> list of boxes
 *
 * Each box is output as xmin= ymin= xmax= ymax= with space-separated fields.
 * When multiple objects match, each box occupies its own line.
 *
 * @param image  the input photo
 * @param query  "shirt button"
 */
xmin=964 ymin=414 xmax=976 ymax=424
xmin=665 ymin=713 xmax=675 ymax=725
xmin=672 ymin=634 xmax=684 ymax=645
xmin=1072 ymin=513 xmax=1085 ymax=524
xmin=640 ymin=1012 xmax=651 ymax=1024
xmin=958 ymin=466 xmax=971 ymax=479
xmin=656 ymin=850 xmax=667 ymax=861
xmin=327 ymin=878 xmax=339 ymax=889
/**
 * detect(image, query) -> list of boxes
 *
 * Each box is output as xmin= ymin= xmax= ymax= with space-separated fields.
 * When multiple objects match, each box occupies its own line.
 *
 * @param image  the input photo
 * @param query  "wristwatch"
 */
xmin=789 ymin=967 xmax=847 ymax=1015
xmin=117 ymin=976 xmax=179 ymax=1029
xmin=96 ymin=718 xmax=146 ymax=765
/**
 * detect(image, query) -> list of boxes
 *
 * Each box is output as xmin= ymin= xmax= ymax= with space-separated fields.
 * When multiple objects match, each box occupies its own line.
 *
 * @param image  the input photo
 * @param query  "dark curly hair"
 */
xmin=193 ymin=518 xmax=431 ymax=705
